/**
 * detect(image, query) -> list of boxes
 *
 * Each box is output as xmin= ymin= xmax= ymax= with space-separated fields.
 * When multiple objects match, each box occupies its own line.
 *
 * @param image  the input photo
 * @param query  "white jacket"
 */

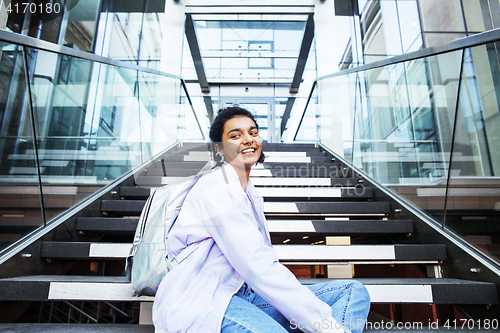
xmin=153 ymin=164 xmax=331 ymax=332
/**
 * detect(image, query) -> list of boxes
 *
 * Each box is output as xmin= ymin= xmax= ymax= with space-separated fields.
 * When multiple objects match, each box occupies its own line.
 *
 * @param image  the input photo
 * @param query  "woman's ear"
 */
xmin=214 ymin=143 xmax=223 ymax=154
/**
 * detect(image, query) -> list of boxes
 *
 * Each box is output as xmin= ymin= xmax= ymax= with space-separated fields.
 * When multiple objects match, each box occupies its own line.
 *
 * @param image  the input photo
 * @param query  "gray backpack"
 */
xmin=127 ymin=169 xmax=209 ymax=296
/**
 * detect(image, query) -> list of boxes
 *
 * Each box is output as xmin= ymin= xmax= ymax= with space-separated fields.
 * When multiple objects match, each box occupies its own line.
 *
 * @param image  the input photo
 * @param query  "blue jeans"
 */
xmin=221 ymin=280 xmax=370 ymax=333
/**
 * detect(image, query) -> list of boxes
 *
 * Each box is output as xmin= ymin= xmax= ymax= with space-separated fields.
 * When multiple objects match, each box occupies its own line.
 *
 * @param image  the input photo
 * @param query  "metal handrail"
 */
xmin=316 ymin=27 xmax=500 ymax=80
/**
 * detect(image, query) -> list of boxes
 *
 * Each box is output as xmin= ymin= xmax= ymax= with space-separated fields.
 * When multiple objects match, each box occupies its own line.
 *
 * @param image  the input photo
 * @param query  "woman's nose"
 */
xmin=242 ymin=133 xmax=254 ymax=144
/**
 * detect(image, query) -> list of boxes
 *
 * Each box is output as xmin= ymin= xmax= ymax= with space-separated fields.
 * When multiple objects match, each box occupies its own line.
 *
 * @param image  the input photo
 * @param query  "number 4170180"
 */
xmin=443 ymin=319 xmax=498 ymax=329
xmin=5 ymin=2 xmax=61 ymax=15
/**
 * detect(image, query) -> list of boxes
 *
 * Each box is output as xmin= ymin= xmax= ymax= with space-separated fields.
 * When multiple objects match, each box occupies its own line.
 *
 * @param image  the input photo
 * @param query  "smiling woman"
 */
xmin=152 ymin=106 xmax=370 ymax=333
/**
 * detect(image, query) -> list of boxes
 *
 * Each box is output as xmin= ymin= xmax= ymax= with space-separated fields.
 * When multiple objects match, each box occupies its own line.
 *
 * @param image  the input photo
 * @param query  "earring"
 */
xmin=215 ymin=152 xmax=225 ymax=164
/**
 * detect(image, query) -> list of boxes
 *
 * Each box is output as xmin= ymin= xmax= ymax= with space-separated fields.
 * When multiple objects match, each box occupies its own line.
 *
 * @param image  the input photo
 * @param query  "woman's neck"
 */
xmin=227 ymin=163 xmax=251 ymax=190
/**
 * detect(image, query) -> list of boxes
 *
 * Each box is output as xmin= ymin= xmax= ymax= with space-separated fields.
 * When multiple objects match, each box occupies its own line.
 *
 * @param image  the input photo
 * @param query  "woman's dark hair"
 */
xmin=209 ymin=106 xmax=265 ymax=164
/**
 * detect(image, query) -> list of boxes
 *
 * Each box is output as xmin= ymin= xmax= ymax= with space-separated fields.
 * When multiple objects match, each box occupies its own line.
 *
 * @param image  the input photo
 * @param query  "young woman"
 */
xmin=153 ymin=106 xmax=370 ymax=333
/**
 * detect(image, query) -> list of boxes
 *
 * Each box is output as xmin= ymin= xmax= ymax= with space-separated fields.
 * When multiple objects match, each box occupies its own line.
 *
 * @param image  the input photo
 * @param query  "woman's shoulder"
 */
xmin=188 ymin=166 xmax=245 ymax=204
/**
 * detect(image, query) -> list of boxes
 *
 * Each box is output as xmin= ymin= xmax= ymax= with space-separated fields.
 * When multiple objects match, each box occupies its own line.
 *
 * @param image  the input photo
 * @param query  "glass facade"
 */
xmin=348 ymin=0 xmax=500 ymax=67
xmin=0 ymin=36 xmax=203 ymax=253
xmin=300 ymin=34 xmax=500 ymax=263
xmin=192 ymin=17 xmax=308 ymax=82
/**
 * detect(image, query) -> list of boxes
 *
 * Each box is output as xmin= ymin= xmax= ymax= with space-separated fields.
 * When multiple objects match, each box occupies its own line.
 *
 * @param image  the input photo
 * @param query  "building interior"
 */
xmin=0 ymin=0 xmax=500 ymax=329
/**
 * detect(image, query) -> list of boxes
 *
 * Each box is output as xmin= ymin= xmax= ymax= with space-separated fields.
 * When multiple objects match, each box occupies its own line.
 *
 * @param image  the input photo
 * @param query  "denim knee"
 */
xmin=349 ymin=280 xmax=371 ymax=314
xmin=352 ymin=281 xmax=370 ymax=301
xmin=323 ymin=280 xmax=370 ymax=309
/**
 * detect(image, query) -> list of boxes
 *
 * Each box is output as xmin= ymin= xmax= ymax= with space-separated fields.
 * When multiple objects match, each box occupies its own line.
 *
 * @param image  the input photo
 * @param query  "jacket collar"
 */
xmin=221 ymin=163 xmax=271 ymax=244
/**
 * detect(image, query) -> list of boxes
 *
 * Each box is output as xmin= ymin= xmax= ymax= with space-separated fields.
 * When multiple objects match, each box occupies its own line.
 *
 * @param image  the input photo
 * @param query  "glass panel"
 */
xmin=396 ymin=0 xmax=423 ymax=53
xmin=274 ymin=98 xmax=287 ymax=143
xmin=61 ymin=0 xmax=101 ymax=51
xmin=26 ymin=46 xmax=106 ymax=222
xmin=102 ymin=0 xmax=145 ymax=63
xmin=419 ymin=0 xmax=466 ymax=32
xmin=353 ymin=64 xmax=409 ymax=184
xmin=281 ymin=97 xmax=313 ymax=143
xmin=319 ymin=72 xmax=360 ymax=159
xmin=21 ymin=45 xmax=199 ymax=226
xmin=294 ymin=86 xmax=318 ymax=142
xmin=348 ymin=50 xmax=463 ymax=222
xmin=28 ymin=0 xmax=65 ymax=43
xmin=446 ymin=44 xmax=500 ymax=264
xmin=0 ymin=44 xmax=43 ymax=251
xmin=380 ymin=0 xmax=403 ymax=56
xmin=139 ymin=0 xmax=166 ymax=71
xmin=462 ymin=0 xmax=486 ymax=32
xmin=94 ymin=65 xmax=142 ymax=173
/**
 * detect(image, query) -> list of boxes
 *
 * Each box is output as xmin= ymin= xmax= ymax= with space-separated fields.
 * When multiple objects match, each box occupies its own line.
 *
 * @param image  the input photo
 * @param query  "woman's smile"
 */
xmin=221 ymin=115 xmax=262 ymax=170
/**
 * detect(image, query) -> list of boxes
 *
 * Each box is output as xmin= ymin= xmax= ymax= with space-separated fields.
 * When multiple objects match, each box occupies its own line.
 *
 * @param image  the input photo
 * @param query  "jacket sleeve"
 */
xmin=187 ymin=178 xmax=332 ymax=333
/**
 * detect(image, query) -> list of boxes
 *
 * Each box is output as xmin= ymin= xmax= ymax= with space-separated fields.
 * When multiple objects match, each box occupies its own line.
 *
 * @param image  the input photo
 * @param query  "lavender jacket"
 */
xmin=152 ymin=164 xmax=331 ymax=333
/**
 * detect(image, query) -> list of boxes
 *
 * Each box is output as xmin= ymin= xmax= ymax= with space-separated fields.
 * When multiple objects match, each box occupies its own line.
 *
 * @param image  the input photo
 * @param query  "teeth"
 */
xmin=241 ymin=148 xmax=255 ymax=154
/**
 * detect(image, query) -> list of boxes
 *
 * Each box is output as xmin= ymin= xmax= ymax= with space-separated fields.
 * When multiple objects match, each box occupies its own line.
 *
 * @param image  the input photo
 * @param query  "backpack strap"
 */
xmin=166 ymin=240 xmax=205 ymax=270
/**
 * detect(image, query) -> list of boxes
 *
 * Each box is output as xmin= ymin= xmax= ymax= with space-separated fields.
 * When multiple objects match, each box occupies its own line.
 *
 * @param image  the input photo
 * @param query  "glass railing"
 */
xmin=0 ymin=30 xmax=206 ymax=254
xmin=296 ymin=28 xmax=500 ymax=265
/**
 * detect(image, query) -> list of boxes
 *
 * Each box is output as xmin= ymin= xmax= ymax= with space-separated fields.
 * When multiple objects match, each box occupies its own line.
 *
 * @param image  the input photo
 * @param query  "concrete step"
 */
xmin=251 ymin=167 xmax=350 ymax=178
xmin=118 ymin=185 xmax=372 ymax=200
xmin=0 ymin=324 xmax=498 ymax=333
xmin=76 ymin=218 xmax=413 ymax=236
xmin=0 ymin=276 xmax=496 ymax=304
xmin=142 ymin=166 xmax=350 ymax=179
xmin=262 ymin=143 xmax=317 ymax=149
xmin=100 ymin=200 xmax=391 ymax=216
xmin=259 ymin=162 xmax=340 ymax=169
xmin=76 ymin=217 xmax=139 ymax=234
xmin=0 ymin=324 xmax=154 ymax=333
xmin=300 ymin=278 xmax=499 ymax=304
xmin=264 ymin=201 xmax=391 ymax=216
xmin=188 ymin=151 xmax=327 ymax=158
xmin=150 ymin=161 xmax=207 ymax=170
xmin=165 ymin=154 xmax=330 ymax=163
xmin=255 ymin=187 xmax=373 ymax=200
xmin=40 ymin=242 xmax=446 ymax=263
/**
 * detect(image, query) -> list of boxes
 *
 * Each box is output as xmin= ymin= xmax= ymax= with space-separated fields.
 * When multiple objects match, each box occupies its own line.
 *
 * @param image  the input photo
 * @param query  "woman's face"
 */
xmin=219 ymin=115 xmax=262 ymax=170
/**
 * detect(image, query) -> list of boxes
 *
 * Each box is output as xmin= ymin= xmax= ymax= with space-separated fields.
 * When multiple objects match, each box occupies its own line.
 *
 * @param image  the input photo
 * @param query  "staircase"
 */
xmin=0 ymin=142 xmax=498 ymax=329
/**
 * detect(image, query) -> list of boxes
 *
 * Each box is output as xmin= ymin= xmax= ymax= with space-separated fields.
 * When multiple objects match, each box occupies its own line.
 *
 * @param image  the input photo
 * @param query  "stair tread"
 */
xmin=75 ymin=219 xmax=413 ymax=235
xmin=0 ymin=323 xmax=154 ymax=333
xmin=40 ymin=242 xmax=446 ymax=261
xmin=76 ymin=217 xmax=139 ymax=233
xmin=0 ymin=325 xmax=497 ymax=333
xmin=0 ymin=275 xmax=488 ymax=285
xmin=0 ymin=276 xmax=496 ymax=304
xmin=120 ymin=179 xmax=363 ymax=198
xmin=119 ymin=187 xmax=372 ymax=200
xmin=101 ymin=200 xmax=391 ymax=215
